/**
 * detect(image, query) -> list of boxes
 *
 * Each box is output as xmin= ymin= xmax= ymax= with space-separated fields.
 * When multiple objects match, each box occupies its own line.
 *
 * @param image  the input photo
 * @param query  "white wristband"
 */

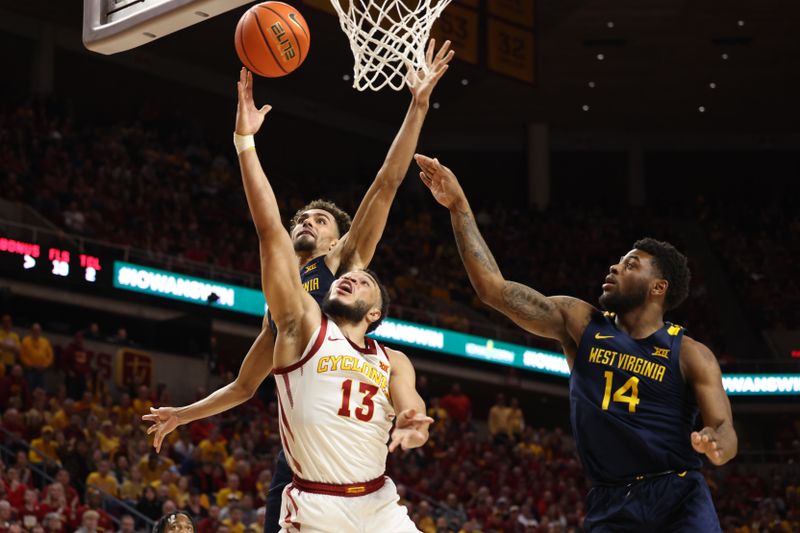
xmin=233 ymin=132 xmax=255 ymax=154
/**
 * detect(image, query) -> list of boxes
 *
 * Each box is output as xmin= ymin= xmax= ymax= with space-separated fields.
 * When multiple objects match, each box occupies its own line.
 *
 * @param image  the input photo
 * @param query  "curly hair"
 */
xmin=633 ymin=237 xmax=691 ymax=311
xmin=289 ymin=199 xmax=352 ymax=238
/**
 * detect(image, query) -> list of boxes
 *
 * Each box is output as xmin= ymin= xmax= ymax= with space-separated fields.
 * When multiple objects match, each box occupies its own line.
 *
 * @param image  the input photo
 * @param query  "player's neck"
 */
xmin=614 ymin=305 xmax=664 ymax=339
xmin=296 ymin=250 xmax=325 ymax=269
xmin=331 ymin=318 xmax=369 ymax=349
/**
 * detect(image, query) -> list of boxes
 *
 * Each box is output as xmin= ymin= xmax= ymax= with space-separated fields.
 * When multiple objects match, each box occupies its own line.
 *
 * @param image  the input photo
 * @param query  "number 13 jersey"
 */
xmin=569 ymin=311 xmax=702 ymax=485
xmin=273 ymin=315 xmax=395 ymax=485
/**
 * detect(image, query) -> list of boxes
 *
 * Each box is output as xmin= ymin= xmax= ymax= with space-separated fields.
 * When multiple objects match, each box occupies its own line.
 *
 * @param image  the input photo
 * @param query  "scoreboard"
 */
xmin=0 ymin=235 xmax=109 ymax=287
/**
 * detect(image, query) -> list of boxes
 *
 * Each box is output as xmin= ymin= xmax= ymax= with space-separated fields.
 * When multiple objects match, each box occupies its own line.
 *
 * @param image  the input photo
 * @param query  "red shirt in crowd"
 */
xmin=440 ymin=393 xmax=472 ymax=423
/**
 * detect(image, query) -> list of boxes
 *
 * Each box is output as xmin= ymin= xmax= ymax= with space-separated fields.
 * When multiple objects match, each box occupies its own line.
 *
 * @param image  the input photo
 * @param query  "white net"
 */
xmin=330 ymin=0 xmax=453 ymax=91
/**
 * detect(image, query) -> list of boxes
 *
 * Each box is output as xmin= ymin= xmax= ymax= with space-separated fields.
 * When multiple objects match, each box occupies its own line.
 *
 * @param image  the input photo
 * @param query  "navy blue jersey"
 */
xmin=569 ymin=311 xmax=702 ymax=485
xmin=268 ymin=255 xmax=335 ymax=332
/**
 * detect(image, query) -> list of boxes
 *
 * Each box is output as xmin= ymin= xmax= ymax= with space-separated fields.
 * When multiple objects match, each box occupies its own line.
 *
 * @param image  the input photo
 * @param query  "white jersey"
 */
xmin=273 ymin=315 xmax=395 ymax=484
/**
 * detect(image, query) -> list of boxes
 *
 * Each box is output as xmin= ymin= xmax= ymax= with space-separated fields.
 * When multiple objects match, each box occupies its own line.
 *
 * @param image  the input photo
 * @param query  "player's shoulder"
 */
xmin=381 ymin=344 xmax=412 ymax=371
xmin=679 ymin=334 xmax=720 ymax=379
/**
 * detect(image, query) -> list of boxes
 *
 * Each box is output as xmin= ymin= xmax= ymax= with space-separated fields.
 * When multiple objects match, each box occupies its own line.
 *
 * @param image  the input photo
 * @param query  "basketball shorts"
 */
xmin=584 ymin=470 xmax=721 ymax=532
xmin=279 ymin=477 xmax=420 ymax=533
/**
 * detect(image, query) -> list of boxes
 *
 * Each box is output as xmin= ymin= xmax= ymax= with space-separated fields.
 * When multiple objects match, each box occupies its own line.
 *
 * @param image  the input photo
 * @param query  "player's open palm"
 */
xmin=407 ymin=39 xmax=454 ymax=105
xmin=691 ymin=428 xmax=724 ymax=465
xmin=236 ymin=67 xmax=272 ymax=136
xmin=415 ymin=154 xmax=465 ymax=209
xmin=143 ymin=406 xmax=180 ymax=453
xmin=389 ymin=409 xmax=432 ymax=452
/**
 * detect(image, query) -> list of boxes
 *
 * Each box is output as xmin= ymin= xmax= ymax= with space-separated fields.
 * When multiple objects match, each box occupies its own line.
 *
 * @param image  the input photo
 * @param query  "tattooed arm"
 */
xmin=415 ymin=154 xmax=594 ymax=356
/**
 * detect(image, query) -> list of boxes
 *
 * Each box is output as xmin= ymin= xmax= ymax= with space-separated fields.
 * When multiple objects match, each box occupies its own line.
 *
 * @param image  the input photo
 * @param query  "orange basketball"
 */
xmin=234 ymin=2 xmax=310 ymax=78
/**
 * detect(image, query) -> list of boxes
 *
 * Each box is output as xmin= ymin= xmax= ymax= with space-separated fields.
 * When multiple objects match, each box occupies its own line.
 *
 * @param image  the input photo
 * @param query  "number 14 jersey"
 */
xmin=274 ymin=315 xmax=395 ymax=485
xmin=569 ymin=311 xmax=702 ymax=485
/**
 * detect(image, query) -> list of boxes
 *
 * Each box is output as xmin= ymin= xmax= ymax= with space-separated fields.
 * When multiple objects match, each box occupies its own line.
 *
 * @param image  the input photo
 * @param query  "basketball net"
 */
xmin=329 ymin=0 xmax=453 ymax=91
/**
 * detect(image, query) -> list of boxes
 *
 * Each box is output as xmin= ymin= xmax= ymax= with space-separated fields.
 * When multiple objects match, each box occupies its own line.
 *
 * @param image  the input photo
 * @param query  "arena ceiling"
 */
xmin=2 ymin=0 xmax=800 ymax=139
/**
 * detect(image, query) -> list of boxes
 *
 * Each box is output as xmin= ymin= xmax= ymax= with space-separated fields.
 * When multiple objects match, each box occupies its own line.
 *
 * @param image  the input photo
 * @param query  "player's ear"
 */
xmin=652 ymin=278 xmax=668 ymax=297
xmin=327 ymin=239 xmax=339 ymax=252
xmin=366 ymin=306 xmax=381 ymax=325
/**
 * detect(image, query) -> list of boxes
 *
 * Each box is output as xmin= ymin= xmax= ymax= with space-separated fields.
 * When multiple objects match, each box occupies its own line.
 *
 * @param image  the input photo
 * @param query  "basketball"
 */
xmin=234 ymin=1 xmax=310 ymax=78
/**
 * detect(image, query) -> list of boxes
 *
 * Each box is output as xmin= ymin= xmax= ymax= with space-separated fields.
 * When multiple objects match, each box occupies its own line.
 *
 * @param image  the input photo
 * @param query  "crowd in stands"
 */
xmin=0 ymin=316 xmax=797 ymax=532
xmin=697 ymin=195 xmax=800 ymax=331
xmin=0 ymin=102 xmax=794 ymax=358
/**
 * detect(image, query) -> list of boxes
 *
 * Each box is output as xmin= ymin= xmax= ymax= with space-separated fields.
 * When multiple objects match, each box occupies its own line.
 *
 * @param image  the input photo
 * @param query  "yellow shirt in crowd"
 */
xmin=86 ymin=472 xmax=119 ymax=497
xmin=20 ymin=336 xmax=53 ymax=368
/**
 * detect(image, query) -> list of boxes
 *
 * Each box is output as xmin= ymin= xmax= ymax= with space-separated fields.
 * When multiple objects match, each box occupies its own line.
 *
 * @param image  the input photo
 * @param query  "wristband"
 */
xmin=233 ymin=132 xmax=255 ymax=154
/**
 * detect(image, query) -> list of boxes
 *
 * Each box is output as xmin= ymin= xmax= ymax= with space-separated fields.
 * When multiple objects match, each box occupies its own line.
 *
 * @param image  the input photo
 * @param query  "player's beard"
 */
xmin=599 ymin=281 xmax=649 ymax=314
xmin=293 ymin=235 xmax=316 ymax=253
xmin=321 ymin=292 xmax=371 ymax=324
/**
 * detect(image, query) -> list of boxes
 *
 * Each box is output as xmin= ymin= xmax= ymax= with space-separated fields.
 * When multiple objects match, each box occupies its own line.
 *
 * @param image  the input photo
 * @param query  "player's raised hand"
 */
xmin=142 ymin=406 xmax=180 ymax=453
xmin=236 ymin=68 xmax=272 ymax=136
xmin=691 ymin=428 xmax=724 ymax=465
xmin=407 ymin=39 xmax=454 ymax=106
xmin=415 ymin=154 xmax=467 ymax=210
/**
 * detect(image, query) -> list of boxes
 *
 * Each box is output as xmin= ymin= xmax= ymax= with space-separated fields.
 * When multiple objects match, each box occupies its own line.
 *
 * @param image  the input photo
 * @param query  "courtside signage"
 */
xmin=111 ymin=261 xmax=800 ymax=395
xmin=113 ymin=262 xmax=266 ymax=315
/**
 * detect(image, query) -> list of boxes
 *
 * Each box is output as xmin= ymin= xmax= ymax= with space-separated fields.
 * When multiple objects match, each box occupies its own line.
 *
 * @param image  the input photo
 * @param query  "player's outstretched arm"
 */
xmin=416 ymin=154 xmax=593 ymax=352
xmin=386 ymin=348 xmax=433 ymax=452
xmin=143 ymin=328 xmax=275 ymax=453
xmin=682 ymin=337 xmax=737 ymax=466
xmin=235 ymin=69 xmax=317 ymax=344
xmin=330 ymin=40 xmax=454 ymax=273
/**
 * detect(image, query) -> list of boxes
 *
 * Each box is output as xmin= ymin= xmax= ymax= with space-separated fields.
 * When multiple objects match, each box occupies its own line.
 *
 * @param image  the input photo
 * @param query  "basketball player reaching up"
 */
xmin=144 ymin=40 xmax=452 ymax=533
xmin=415 ymin=154 xmax=736 ymax=532
xmin=235 ymin=109 xmax=430 ymax=532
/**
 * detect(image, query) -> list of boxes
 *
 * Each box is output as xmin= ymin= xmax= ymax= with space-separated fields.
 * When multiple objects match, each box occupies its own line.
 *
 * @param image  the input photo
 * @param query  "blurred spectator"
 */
xmin=63 ymin=332 xmax=91 ymax=401
xmin=440 ymin=383 xmax=472 ymax=425
xmin=0 ymin=366 xmax=29 ymax=411
xmin=115 ymin=514 xmax=136 ymax=533
xmin=221 ymin=506 xmax=245 ymax=533
xmin=488 ymin=394 xmax=511 ymax=444
xmin=197 ymin=506 xmax=221 ymax=533
xmin=507 ymin=398 xmax=525 ymax=440
xmin=138 ymin=453 xmax=174 ymax=486
xmin=74 ymin=509 xmax=99 ymax=533
xmin=28 ymin=425 xmax=59 ymax=466
xmin=0 ymin=315 xmax=21 ymax=376
xmin=132 ymin=387 xmax=153 ymax=420
xmin=136 ymin=486 xmax=163 ymax=523
xmin=86 ymin=459 xmax=119 ymax=498
xmin=20 ymin=324 xmax=53 ymax=391
xmin=108 ymin=329 xmax=133 ymax=347
xmin=84 ymin=323 xmax=103 ymax=342
xmin=215 ymin=474 xmax=242 ymax=510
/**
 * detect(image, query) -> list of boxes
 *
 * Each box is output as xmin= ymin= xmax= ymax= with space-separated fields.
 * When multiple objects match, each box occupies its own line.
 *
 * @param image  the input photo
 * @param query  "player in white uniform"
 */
xmin=249 ymin=133 xmax=431 ymax=532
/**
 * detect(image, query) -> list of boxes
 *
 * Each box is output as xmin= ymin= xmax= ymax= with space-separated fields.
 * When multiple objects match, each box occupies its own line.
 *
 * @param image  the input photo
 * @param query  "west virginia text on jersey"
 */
xmin=570 ymin=312 xmax=702 ymax=484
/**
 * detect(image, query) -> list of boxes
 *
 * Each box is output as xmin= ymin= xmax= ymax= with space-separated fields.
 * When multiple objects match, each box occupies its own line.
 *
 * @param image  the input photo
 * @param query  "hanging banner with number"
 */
xmin=432 ymin=4 xmax=479 ymax=64
xmin=487 ymin=18 xmax=535 ymax=83
xmin=488 ymin=0 xmax=535 ymax=28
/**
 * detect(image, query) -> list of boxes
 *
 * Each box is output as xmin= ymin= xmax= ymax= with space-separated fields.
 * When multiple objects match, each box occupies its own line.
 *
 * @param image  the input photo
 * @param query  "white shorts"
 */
xmin=278 ymin=477 xmax=420 ymax=533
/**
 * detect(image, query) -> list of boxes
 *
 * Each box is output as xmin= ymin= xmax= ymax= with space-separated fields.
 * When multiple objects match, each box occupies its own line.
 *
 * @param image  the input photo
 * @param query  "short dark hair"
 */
xmin=290 ymin=199 xmax=351 ymax=238
xmin=152 ymin=512 xmax=196 ymax=533
xmin=633 ymin=237 xmax=691 ymax=311
xmin=363 ymin=269 xmax=390 ymax=333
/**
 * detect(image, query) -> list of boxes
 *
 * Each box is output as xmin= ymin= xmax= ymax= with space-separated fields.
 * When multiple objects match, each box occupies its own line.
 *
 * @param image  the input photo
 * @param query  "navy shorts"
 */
xmin=265 ymin=450 xmax=294 ymax=533
xmin=584 ymin=470 xmax=721 ymax=532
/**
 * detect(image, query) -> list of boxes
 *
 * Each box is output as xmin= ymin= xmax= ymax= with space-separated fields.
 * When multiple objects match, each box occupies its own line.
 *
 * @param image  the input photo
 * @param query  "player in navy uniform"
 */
xmin=415 ymin=154 xmax=736 ymax=532
xmin=144 ymin=42 xmax=454 ymax=533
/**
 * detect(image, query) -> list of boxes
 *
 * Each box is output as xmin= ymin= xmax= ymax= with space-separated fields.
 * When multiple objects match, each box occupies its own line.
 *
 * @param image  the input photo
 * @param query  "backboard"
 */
xmin=83 ymin=0 xmax=252 ymax=55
